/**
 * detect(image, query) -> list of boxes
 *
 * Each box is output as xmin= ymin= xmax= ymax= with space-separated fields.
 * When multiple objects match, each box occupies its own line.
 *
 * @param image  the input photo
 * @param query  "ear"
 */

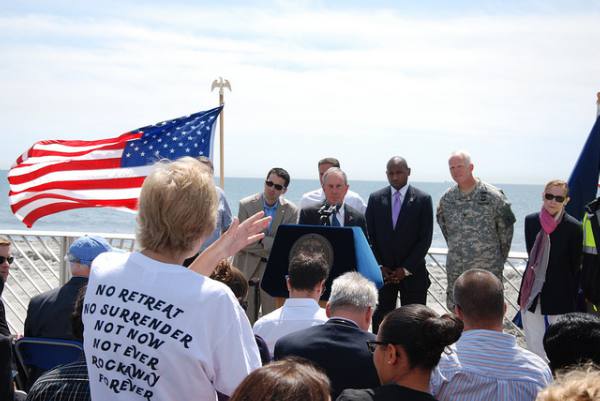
xmin=407 ymin=168 xmax=411 ymax=177
xmin=325 ymin=303 xmax=332 ymax=318
xmin=285 ymin=277 xmax=292 ymax=292
xmin=503 ymin=302 xmax=507 ymax=318
xmin=394 ymin=345 xmax=411 ymax=372
xmin=454 ymin=304 xmax=464 ymax=321
xmin=365 ymin=306 xmax=374 ymax=328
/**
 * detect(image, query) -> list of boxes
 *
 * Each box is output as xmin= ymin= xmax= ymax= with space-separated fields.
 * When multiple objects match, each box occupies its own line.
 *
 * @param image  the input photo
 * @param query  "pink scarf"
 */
xmin=519 ymin=208 xmax=563 ymax=310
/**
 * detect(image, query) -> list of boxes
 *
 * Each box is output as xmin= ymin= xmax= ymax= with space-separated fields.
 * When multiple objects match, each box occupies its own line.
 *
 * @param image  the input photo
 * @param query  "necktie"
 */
xmin=331 ymin=210 xmax=341 ymax=227
xmin=392 ymin=191 xmax=401 ymax=228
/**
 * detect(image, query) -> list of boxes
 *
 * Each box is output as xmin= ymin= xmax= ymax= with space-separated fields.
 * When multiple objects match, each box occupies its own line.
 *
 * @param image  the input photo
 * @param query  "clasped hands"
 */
xmin=381 ymin=266 xmax=406 ymax=284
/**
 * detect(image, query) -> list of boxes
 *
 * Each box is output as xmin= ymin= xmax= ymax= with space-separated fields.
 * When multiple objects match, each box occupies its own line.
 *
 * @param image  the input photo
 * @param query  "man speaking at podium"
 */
xmin=298 ymin=167 xmax=367 ymax=236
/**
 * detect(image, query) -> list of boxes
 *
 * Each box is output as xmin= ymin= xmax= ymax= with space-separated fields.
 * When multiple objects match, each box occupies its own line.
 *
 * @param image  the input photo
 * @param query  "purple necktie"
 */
xmin=392 ymin=191 xmax=401 ymax=228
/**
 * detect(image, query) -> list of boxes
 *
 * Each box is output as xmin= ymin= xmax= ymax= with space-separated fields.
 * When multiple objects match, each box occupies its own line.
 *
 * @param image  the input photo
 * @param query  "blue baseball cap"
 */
xmin=68 ymin=236 xmax=113 ymax=266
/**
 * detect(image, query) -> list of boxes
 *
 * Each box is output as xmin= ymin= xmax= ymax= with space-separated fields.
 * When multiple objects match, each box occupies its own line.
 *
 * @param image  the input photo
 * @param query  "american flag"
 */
xmin=8 ymin=106 xmax=223 ymax=227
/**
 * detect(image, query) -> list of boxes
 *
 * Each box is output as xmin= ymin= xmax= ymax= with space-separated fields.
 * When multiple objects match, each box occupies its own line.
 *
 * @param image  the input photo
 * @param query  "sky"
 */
xmin=2 ymin=0 xmax=600 ymax=184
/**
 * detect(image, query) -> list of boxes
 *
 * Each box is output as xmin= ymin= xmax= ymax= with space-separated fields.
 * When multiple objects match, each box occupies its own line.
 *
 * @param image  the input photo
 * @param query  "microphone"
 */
xmin=318 ymin=203 xmax=340 ymax=226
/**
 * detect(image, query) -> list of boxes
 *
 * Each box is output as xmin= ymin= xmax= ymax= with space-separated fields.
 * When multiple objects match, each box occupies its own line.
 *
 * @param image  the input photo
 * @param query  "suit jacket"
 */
xmin=518 ymin=212 xmax=582 ymax=314
xmin=24 ymin=276 xmax=88 ymax=340
xmin=233 ymin=193 xmax=299 ymax=278
xmin=0 ymin=278 xmax=9 ymax=337
xmin=274 ymin=318 xmax=379 ymax=400
xmin=0 ymin=335 xmax=14 ymax=401
xmin=365 ymin=185 xmax=433 ymax=289
xmin=298 ymin=203 xmax=367 ymax=237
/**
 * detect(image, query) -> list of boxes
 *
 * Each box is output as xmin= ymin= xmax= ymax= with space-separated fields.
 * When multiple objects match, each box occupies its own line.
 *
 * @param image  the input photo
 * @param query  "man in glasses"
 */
xmin=436 ymin=150 xmax=516 ymax=309
xmin=0 ymin=236 xmax=12 ymax=337
xmin=233 ymin=167 xmax=299 ymax=323
xmin=24 ymin=236 xmax=113 ymax=341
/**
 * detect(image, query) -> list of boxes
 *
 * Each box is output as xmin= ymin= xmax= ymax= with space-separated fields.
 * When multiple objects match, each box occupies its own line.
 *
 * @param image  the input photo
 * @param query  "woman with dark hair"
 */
xmin=337 ymin=304 xmax=463 ymax=401
xmin=518 ymin=179 xmax=582 ymax=359
xmin=229 ymin=357 xmax=330 ymax=401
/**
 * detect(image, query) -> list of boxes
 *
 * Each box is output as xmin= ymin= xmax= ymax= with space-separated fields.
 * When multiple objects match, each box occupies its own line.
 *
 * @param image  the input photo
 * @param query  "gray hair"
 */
xmin=322 ymin=167 xmax=348 ymax=186
xmin=449 ymin=150 xmax=472 ymax=166
xmin=328 ymin=272 xmax=378 ymax=312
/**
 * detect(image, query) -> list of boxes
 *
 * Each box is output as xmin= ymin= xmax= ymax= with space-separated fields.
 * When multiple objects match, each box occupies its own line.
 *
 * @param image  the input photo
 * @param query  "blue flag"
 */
xmin=566 ymin=115 xmax=600 ymax=220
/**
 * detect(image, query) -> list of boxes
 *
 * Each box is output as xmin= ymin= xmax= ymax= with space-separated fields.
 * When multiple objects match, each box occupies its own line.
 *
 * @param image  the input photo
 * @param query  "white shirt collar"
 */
xmin=390 ymin=183 xmax=409 ymax=199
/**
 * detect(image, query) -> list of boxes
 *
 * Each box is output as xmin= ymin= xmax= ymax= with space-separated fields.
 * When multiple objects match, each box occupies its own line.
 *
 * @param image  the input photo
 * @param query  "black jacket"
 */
xmin=24 ymin=276 xmax=88 ymax=340
xmin=518 ymin=212 xmax=582 ymax=314
xmin=365 ymin=185 xmax=433 ymax=288
xmin=274 ymin=318 xmax=379 ymax=400
xmin=299 ymin=203 xmax=367 ymax=238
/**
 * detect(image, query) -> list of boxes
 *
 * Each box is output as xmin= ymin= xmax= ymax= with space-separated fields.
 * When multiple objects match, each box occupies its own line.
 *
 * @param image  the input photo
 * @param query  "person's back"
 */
xmin=84 ymin=251 xmax=257 ymax=400
xmin=431 ymin=269 xmax=551 ymax=401
xmin=81 ymin=158 xmax=263 ymax=401
xmin=253 ymin=252 xmax=328 ymax=355
xmin=274 ymin=272 xmax=380 ymax=399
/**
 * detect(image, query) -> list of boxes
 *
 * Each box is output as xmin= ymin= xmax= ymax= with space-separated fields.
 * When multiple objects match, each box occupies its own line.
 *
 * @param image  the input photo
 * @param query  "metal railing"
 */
xmin=425 ymin=247 xmax=528 ymax=338
xmin=0 ymin=230 xmax=136 ymax=335
xmin=0 ymin=229 xmax=528 ymax=336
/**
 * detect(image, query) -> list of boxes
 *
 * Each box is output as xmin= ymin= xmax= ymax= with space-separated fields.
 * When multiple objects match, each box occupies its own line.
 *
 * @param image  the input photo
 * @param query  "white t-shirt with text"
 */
xmin=82 ymin=252 xmax=260 ymax=401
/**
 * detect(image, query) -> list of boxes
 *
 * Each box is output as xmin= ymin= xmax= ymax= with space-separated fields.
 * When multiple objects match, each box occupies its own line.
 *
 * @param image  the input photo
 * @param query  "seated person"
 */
xmin=253 ymin=252 xmax=328 ymax=356
xmin=229 ymin=357 xmax=330 ymax=401
xmin=535 ymin=364 xmax=600 ymax=401
xmin=24 ymin=236 xmax=113 ymax=340
xmin=543 ymin=312 xmax=600 ymax=374
xmin=337 ymin=304 xmax=463 ymax=401
xmin=25 ymin=286 xmax=90 ymax=401
xmin=275 ymin=272 xmax=380 ymax=399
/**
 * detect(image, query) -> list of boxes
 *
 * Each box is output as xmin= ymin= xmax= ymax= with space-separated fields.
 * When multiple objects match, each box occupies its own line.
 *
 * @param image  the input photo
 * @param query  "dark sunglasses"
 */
xmin=544 ymin=193 xmax=566 ymax=203
xmin=366 ymin=340 xmax=391 ymax=353
xmin=0 ymin=256 xmax=14 ymax=265
xmin=265 ymin=180 xmax=285 ymax=191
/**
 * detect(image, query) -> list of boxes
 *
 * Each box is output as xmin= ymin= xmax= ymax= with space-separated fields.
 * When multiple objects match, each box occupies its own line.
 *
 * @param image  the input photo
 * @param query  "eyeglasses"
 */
xmin=0 ymin=256 xmax=14 ymax=265
xmin=265 ymin=180 xmax=285 ymax=191
xmin=544 ymin=193 xmax=566 ymax=203
xmin=366 ymin=340 xmax=391 ymax=353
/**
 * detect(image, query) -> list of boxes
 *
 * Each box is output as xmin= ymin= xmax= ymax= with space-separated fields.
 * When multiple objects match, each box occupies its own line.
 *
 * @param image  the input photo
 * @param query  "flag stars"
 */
xmin=148 ymin=145 xmax=153 ymax=150
xmin=140 ymin=152 xmax=145 ymax=157
xmin=126 ymin=153 xmax=131 ymax=158
xmin=185 ymin=147 xmax=190 ymax=152
xmin=170 ymin=148 xmax=175 ymax=154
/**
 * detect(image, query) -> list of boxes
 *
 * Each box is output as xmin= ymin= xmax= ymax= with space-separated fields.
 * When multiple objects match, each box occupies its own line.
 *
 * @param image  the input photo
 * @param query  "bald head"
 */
xmin=453 ymin=269 xmax=504 ymax=326
xmin=386 ymin=156 xmax=410 ymax=190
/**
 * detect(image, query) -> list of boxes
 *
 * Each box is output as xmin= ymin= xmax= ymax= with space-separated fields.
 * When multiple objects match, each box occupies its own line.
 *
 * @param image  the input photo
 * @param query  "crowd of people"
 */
xmin=0 ymin=151 xmax=600 ymax=400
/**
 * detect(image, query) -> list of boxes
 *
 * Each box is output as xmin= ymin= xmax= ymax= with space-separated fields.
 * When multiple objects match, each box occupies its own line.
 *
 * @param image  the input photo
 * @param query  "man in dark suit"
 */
xmin=274 ymin=272 xmax=380 ymax=400
xmin=366 ymin=156 xmax=433 ymax=332
xmin=298 ymin=167 xmax=367 ymax=236
xmin=24 ymin=236 xmax=113 ymax=340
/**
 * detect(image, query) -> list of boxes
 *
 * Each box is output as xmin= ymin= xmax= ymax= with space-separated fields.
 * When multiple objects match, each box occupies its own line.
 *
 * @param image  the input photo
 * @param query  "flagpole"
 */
xmin=211 ymin=77 xmax=231 ymax=189
xmin=597 ymin=92 xmax=600 ymax=118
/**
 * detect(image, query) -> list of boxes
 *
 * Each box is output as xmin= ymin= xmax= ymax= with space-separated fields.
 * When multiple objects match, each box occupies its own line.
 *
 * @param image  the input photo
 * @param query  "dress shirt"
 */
xmin=253 ymin=298 xmax=328 ymax=355
xmin=430 ymin=329 xmax=552 ymax=401
xmin=263 ymin=199 xmax=279 ymax=234
xmin=25 ymin=360 xmax=90 ymax=401
xmin=389 ymin=184 xmax=409 ymax=210
xmin=330 ymin=206 xmax=345 ymax=227
xmin=300 ymin=188 xmax=367 ymax=214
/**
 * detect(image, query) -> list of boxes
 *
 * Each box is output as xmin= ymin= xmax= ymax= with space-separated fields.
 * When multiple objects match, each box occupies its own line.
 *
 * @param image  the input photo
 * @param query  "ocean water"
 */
xmin=0 ymin=170 xmax=544 ymax=252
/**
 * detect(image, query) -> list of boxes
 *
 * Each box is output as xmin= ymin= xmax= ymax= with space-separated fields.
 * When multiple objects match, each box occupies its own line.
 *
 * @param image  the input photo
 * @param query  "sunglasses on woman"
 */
xmin=0 ymin=256 xmax=14 ymax=265
xmin=265 ymin=180 xmax=285 ymax=191
xmin=544 ymin=193 xmax=566 ymax=203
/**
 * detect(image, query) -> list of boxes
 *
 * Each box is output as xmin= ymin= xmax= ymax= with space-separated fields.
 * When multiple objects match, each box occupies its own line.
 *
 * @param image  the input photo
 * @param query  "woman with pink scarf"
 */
xmin=518 ymin=179 xmax=582 ymax=360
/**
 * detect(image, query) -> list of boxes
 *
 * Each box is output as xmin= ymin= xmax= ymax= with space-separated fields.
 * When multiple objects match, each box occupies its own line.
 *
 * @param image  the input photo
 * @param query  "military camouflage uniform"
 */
xmin=437 ymin=179 xmax=516 ymax=309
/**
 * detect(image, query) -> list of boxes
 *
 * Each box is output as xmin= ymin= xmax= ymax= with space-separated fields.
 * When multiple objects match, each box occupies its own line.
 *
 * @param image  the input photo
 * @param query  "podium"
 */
xmin=261 ymin=224 xmax=383 ymax=301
